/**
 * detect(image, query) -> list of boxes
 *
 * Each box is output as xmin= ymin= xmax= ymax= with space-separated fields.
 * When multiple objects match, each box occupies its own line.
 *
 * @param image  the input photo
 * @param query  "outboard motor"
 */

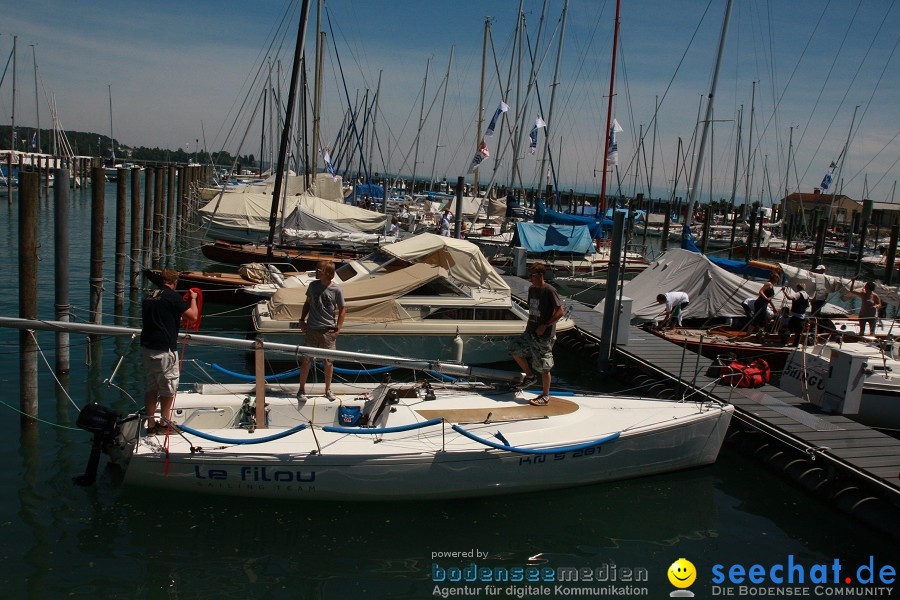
xmin=73 ymin=403 xmax=120 ymax=486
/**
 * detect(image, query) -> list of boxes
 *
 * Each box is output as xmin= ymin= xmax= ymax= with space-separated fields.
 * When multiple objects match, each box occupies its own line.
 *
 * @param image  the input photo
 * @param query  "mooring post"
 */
xmin=142 ymin=166 xmax=155 ymax=270
xmin=176 ymin=166 xmax=185 ymax=231
xmin=54 ymin=169 xmax=70 ymax=374
xmin=661 ymin=202 xmax=671 ymax=253
xmin=130 ymin=167 xmax=142 ymax=289
xmin=19 ymin=171 xmax=39 ymax=421
xmin=884 ymin=222 xmax=899 ymax=286
xmin=701 ymin=206 xmax=711 ymax=254
xmin=152 ymin=167 xmax=164 ymax=268
xmin=454 ymin=176 xmax=464 ymax=238
xmin=597 ymin=211 xmax=626 ymax=373
xmin=166 ymin=165 xmax=176 ymax=265
xmin=114 ymin=169 xmax=127 ymax=315
xmin=89 ymin=168 xmax=106 ymax=331
xmin=813 ymin=217 xmax=827 ymax=269
xmin=255 ymin=339 xmax=267 ymax=429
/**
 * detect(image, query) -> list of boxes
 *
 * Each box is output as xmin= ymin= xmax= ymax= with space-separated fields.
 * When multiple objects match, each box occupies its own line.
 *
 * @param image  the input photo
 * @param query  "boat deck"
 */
xmin=502 ymin=274 xmax=900 ymax=504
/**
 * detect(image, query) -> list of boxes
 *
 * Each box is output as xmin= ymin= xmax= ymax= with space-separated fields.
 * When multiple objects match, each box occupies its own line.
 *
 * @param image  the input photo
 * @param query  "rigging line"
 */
xmin=29 ymin=330 xmax=81 ymax=412
xmin=803 ymin=0 xmax=895 ymax=188
xmin=791 ymin=0 xmax=864 ymax=183
xmin=869 ymin=138 xmax=900 ymax=193
xmin=211 ymin=0 xmax=300 ymax=152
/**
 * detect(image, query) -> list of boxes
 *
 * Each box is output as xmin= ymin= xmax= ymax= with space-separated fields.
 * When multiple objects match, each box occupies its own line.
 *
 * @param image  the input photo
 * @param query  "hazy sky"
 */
xmin=3 ymin=0 xmax=898 ymax=203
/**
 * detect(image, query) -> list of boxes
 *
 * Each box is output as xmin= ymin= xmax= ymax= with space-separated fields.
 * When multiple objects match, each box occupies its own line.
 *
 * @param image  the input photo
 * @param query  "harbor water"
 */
xmin=0 ymin=182 xmax=896 ymax=599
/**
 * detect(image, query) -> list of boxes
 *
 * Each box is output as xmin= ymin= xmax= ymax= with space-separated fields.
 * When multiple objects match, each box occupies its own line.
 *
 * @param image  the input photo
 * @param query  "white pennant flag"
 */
xmin=485 ymin=101 xmax=509 ymax=137
xmin=606 ymin=119 xmax=624 ymax=166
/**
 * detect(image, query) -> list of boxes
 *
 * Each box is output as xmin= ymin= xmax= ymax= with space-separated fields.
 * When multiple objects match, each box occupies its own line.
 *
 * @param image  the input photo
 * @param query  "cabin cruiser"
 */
xmin=250 ymin=234 xmax=576 ymax=364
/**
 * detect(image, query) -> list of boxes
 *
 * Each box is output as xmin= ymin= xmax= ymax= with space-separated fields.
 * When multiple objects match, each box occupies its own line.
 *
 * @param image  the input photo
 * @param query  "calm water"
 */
xmin=0 ymin=183 xmax=896 ymax=599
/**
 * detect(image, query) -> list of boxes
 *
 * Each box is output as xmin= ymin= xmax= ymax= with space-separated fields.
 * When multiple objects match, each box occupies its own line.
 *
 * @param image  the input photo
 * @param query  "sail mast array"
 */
xmin=684 ymin=0 xmax=734 ymax=227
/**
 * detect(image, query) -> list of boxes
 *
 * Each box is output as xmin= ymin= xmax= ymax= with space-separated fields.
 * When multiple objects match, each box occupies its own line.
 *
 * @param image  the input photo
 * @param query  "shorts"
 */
xmin=788 ymin=316 xmax=806 ymax=334
xmin=141 ymin=347 xmax=180 ymax=397
xmin=509 ymin=331 xmax=555 ymax=373
xmin=302 ymin=329 xmax=338 ymax=364
xmin=859 ymin=317 xmax=877 ymax=334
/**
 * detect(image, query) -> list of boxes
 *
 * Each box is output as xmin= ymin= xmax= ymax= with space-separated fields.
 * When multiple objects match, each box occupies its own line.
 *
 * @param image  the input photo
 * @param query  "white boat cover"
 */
xmin=779 ymin=262 xmax=900 ymax=306
xmin=198 ymin=173 xmax=385 ymax=234
xmin=381 ymin=233 xmax=509 ymax=292
xmin=605 ymin=248 xmax=847 ymax=322
xmin=268 ymin=262 xmax=446 ymax=323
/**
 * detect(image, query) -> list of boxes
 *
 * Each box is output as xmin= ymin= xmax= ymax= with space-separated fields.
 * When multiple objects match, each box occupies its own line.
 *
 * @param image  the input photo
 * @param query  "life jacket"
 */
xmin=719 ymin=358 xmax=770 ymax=388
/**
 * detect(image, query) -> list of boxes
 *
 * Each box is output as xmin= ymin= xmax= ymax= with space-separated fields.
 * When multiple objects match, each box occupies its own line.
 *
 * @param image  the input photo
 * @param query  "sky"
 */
xmin=2 ymin=0 xmax=899 ymax=204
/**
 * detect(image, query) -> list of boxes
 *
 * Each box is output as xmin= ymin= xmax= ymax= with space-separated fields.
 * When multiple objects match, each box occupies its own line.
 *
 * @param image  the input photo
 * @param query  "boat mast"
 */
xmin=826 ymin=105 xmax=858 ymax=225
xmin=474 ymin=18 xmax=489 ymax=196
xmin=266 ymin=0 xmax=312 ymax=261
xmin=684 ymin=0 xmax=734 ymax=227
xmin=10 ymin=36 xmax=16 ymax=154
xmin=743 ymin=81 xmax=756 ymax=218
xmin=430 ymin=47 xmax=453 ymax=192
xmin=598 ymin=0 xmax=621 ymax=214
xmin=311 ymin=0 xmax=323 ymax=184
xmin=410 ymin=58 xmax=430 ymax=196
xmin=30 ymin=44 xmax=40 ymax=153
xmin=538 ymin=0 xmax=569 ymax=201
xmin=784 ymin=125 xmax=793 ymax=199
xmin=107 ymin=84 xmax=114 ymax=163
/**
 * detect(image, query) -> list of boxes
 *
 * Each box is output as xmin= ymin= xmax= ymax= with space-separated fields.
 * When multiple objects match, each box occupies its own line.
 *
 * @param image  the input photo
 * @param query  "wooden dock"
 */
xmin=504 ymin=274 xmax=900 ymax=535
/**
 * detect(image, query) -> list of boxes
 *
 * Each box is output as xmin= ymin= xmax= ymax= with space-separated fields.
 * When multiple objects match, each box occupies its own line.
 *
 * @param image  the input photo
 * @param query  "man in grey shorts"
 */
xmin=297 ymin=261 xmax=347 ymax=402
xmin=141 ymin=269 xmax=199 ymax=434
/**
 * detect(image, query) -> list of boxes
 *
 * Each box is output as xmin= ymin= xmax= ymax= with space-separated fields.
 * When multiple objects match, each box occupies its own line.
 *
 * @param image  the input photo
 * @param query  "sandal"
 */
xmin=529 ymin=395 xmax=550 ymax=406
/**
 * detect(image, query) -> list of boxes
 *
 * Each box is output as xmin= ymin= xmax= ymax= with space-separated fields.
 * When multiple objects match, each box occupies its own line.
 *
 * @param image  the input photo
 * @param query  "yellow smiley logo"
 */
xmin=668 ymin=558 xmax=697 ymax=588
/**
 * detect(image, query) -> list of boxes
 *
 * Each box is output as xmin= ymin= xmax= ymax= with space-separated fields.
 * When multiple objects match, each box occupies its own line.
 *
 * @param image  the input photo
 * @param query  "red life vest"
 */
xmin=720 ymin=358 xmax=770 ymax=388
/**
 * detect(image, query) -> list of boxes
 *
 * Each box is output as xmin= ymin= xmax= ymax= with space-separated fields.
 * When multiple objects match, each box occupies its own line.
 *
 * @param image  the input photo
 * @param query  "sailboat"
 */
xmin=0 ymin=317 xmax=734 ymax=500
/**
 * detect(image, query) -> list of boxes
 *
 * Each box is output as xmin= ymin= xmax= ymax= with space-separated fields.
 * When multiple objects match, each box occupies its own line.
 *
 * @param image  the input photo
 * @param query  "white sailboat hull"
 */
xmin=115 ymin=385 xmax=733 ymax=500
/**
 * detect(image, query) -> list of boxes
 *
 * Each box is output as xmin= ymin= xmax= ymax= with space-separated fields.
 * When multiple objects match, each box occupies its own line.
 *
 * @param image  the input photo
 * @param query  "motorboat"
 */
xmin=250 ymin=234 xmax=577 ymax=364
xmin=779 ymin=338 xmax=900 ymax=430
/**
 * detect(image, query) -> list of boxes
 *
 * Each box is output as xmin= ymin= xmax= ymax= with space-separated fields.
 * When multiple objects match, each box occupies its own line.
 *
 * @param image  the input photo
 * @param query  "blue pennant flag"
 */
xmin=820 ymin=161 xmax=836 ymax=191
xmin=485 ymin=101 xmax=508 ymax=137
xmin=529 ymin=116 xmax=546 ymax=155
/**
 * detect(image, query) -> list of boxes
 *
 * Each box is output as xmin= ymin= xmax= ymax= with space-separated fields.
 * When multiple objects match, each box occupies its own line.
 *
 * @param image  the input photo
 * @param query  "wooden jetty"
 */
xmin=504 ymin=274 xmax=900 ymax=539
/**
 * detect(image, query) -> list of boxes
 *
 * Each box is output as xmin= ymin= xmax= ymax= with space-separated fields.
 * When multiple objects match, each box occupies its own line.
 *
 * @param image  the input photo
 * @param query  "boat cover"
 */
xmin=681 ymin=224 xmax=774 ymax=279
xmin=779 ymin=263 xmax=900 ymax=306
xmin=381 ymin=233 xmax=509 ymax=291
xmin=534 ymin=200 xmax=611 ymax=238
xmin=605 ymin=248 xmax=845 ymax=322
xmin=200 ymin=176 xmax=386 ymax=234
xmin=512 ymin=222 xmax=595 ymax=255
xmin=268 ymin=262 xmax=446 ymax=323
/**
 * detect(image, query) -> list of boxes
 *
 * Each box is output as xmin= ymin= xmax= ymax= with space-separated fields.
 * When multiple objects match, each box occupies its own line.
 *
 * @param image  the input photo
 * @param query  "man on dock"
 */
xmin=141 ymin=269 xmax=199 ymax=435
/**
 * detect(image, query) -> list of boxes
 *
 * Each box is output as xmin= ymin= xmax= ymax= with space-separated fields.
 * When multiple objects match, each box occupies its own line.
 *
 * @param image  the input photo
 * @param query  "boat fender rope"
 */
xmin=323 ymin=417 xmax=442 ymax=435
xmin=177 ymin=423 xmax=307 ymax=445
xmin=452 ymin=425 xmax=621 ymax=455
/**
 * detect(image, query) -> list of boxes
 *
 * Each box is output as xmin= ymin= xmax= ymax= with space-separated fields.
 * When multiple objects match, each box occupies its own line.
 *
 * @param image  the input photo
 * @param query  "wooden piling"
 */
xmin=54 ymin=169 xmax=70 ymax=373
xmin=19 ymin=171 xmax=39 ymax=420
xmin=813 ymin=218 xmax=827 ymax=269
xmin=143 ymin=166 xmax=155 ymax=269
xmin=884 ymin=223 xmax=899 ymax=286
xmin=89 ymin=168 xmax=106 ymax=328
xmin=661 ymin=202 xmax=671 ymax=253
xmin=153 ymin=167 xmax=164 ymax=267
xmin=784 ymin=214 xmax=794 ymax=264
xmin=114 ymin=169 xmax=128 ymax=314
xmin=176 ymin=166 xmax=185 ymax=231
xmin=744 ymin=211 xmax=756 ymax=263
xmin=166 ymin=165 xmax=176 ymax=264
xmin=700 ymin=206 xmax=711 ymax=254
xmin=130 ymin=168 xmax=142 ymax=288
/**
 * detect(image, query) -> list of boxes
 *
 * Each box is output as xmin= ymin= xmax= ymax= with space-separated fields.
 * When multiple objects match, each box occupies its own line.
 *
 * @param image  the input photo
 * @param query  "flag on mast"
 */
xmin=606 ymin=119 xmax=623 ymax=165
xmin=485 ymin=101 xmax=509 ymax=137
xmin=322 ymin=148 xmax=338 ymax=181
xmin=820 ymin=161 xmax=836 ymax=191
xmin=31 ymin=132 xmax=37 ymax=150
xmin=529 ymin=116 xmax=546 ymax=155
xmin=467 ymin=140 xmax=490 ymax=174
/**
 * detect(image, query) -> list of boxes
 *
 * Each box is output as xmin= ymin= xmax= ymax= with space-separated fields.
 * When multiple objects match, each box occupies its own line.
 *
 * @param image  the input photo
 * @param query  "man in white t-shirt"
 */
xmin=656 ymin=291 xmax=690 ymax=327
